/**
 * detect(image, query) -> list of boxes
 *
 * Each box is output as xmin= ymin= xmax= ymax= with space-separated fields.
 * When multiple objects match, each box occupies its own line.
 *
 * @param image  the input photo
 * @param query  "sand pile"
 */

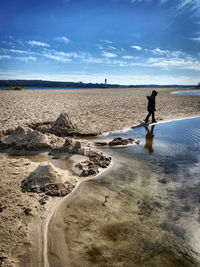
xmin=35 ymin=112 xmax=78 ymax=136
xmin=21 ymin=162 xmax=76 ymax=196
xmin=51 ymin=112 xmax=77 ymax=136
xmin=1 ymin=126 xmax=52 ymax=150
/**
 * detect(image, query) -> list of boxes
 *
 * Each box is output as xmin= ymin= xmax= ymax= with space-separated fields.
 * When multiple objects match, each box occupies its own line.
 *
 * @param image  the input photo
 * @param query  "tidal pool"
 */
xmin=48 ymin=117 xmax=200 ymax=267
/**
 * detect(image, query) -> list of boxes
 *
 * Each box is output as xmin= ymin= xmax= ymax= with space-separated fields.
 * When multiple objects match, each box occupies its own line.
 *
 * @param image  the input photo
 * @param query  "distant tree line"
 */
xmin=0 ymin=80 xmax=196 ymax=89
xmin=0 ymin=80 xmax=121 ymax=89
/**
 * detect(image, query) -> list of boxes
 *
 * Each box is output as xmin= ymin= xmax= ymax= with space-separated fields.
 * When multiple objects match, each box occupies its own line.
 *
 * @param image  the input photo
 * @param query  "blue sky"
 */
xmin=0 ymin=0 xmax=200 ymax=85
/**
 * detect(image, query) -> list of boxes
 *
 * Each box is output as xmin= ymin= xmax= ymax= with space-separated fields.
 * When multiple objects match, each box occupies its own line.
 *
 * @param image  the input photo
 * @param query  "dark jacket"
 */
xmin=147 ymin=95 xmax=156 ymax=112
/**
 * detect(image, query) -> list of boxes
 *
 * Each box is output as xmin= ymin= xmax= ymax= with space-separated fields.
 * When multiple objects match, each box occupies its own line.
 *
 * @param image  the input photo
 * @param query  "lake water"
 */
xmin=172 ymin=90 xmax=200 ymax=95
xmin=48 ymin=117 xmax=200 ymax=266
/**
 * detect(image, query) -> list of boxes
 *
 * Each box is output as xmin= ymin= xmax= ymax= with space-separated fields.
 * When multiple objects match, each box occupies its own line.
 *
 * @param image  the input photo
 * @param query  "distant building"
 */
xmin=105 ymin=79 xmax=107 ymax=86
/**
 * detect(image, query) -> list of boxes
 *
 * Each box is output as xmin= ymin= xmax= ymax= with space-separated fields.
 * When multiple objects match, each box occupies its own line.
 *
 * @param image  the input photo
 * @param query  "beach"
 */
xmin=0 ymin=87 xmax=200 ymax=266
xmin=0 ymin=87 xmax=199 ymax=135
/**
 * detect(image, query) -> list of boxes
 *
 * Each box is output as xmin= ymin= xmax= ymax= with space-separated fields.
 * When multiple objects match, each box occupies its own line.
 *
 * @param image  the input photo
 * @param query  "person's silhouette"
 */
xmin=144 ymin=125 xmax=155 ymax=154
xmin=144 ymin=90 xmax=158 ymax=123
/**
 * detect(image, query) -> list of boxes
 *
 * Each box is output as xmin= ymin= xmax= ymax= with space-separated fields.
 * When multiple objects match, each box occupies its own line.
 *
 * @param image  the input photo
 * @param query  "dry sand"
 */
xmin=0 ymin=87 xmax=200 ymax=266
xmin=0 ymin=87 xmax=199 ymax=134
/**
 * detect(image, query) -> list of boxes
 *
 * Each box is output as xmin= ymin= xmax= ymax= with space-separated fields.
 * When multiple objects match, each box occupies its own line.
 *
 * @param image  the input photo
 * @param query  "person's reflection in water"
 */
xmin=144 ymin=125 xmax=155 ymax=154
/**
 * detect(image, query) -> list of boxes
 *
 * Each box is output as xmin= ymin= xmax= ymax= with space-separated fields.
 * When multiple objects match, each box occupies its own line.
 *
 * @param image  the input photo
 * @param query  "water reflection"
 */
xmin=144 ymin=125 xmax=155 ymax=154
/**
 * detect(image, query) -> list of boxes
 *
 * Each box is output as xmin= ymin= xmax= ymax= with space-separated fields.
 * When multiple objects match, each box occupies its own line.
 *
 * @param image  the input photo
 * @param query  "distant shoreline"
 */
xmin=0 ymin=79 xmax=197 ymax=89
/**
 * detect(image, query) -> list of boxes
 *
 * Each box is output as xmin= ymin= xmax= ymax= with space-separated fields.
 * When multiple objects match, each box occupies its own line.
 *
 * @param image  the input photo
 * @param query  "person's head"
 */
xmin=151 ymin=90 xmax=158 ymax=97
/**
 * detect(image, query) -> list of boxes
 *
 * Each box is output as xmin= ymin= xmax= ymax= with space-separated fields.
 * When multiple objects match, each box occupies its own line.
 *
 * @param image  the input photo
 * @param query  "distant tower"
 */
xmin=105 ymin=79 xmax=107 ymax=86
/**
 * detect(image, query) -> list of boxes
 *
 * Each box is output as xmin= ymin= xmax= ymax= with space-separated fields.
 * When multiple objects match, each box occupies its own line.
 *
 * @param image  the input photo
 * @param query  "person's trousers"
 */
xmin=145 ymin=111 xmax=155 ymax=122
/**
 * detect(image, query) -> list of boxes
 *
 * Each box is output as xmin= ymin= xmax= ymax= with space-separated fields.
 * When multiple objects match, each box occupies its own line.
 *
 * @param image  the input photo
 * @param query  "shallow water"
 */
xmin=100 ymin=117 xmax=200 ymax=176
xmin=48 ymin=117 xmax=200 ymax=266
xmin=1 ymin=151 xmax=73 ymax=171
xmin=172 ymin=90 xmax=200 ymax=95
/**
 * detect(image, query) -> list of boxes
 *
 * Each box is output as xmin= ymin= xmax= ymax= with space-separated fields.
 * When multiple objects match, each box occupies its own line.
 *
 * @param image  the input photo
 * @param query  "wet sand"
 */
xmin=0 ymin=87 xmax=200 ymax=266
xmin=47 ymin=150 xmax=200 ymax=267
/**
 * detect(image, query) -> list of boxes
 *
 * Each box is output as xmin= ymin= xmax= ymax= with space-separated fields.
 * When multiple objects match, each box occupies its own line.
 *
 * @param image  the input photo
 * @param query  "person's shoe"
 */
xmin=144 ymin=119 xmax=148 ymax=123
xmin=152 ymin=120 xmax=157 ymax=123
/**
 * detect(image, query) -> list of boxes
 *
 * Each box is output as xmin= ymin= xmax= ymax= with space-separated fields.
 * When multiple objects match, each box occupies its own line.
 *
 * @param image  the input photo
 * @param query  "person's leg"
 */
xmin=145 ymin=112 xmax=151 ymax=123
xmin=152 ymin=111 xmax=157 ymax=122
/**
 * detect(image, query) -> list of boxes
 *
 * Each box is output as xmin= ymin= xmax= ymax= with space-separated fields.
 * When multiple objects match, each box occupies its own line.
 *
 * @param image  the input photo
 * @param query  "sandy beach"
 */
xmin=0 ymin=87 xmax=199 ymax=135
xmin=0 ymin=87 xmax=200 ymax=266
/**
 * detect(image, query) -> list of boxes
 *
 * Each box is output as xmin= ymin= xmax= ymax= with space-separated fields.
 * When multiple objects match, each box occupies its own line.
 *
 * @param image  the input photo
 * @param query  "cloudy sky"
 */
xmin=0 ymin=0 xmax=200 ymax=85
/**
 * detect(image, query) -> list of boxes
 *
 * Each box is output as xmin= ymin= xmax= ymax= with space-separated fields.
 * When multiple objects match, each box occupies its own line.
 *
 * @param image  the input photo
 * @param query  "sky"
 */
xmin=0 ymin=0 xmax=200 ymax=85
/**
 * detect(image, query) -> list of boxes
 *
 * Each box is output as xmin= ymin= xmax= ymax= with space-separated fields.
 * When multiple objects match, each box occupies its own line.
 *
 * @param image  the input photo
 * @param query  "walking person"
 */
xmin=144 ymin=90 xmax=158 ymax=123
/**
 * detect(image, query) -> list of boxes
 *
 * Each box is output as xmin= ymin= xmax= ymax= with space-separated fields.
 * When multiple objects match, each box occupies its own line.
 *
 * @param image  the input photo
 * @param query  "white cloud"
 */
xmin=177 ymin=0 xmax=193 ymax=9
xmin=131 ymin=45 xmax=142 ymax=50
xmin=0 ymin=47 xmax=84 ymax=63
xmin=170 ymin=50 xmax=186 ymax=57
xmin=55 ymin=36 xmax=70 ymax=44
xmin=0 ymin=55 xmax=11 ymax=60
xmin=43 ymin=53 xmax=71 ymax=63
xmin=147 ymin=56 xmax=200 ymax=71
xmin=17 ymin=56 xmax=36 ymax=62
xmin=17 ymin=39 xmax=24 ymax=47
xmin=1 ymin=71 xmax=198 ymax=85
xmin=102 ymin=51 xmax=117 ymax=58
xmin=129 ymin=0 xmax=200 ymax=15
xmin=83 ymin=56 xmax=128 ymax=66
xmin=100 ymin=39 xmax=113 ymax=44
xmin=151 ymin=48 xmax=167 ymax=55
xmin=81 ymin=46 xmax=200 ymax=71
xmin=42 ymin=49 xmax=84 ymax=61
xmin=96 ymin=44 xmax=104 ymax=50
xmin=6 ymin=49 xmax=29 ymax=54
xmin=0 ymin=54 xmax=36 ymax=61
xmin=54 ymin=51 xmax=78 ymax=58
xmin=171 ymin=0 xmax=200 ymax=15
xmin=112 ymin=60 xmax=128 ymax=66
xmin=191 ymin=37 xmax=200 ymax=41
xmin=147 ymin=48 xmax=185 ymax=58
xmin=122 ymin=56 xmax=134 ymax=59
xmin=27 ymin=40 xmax=50 ymax=47
xmin=84 ymin=57 xmax=110 ymax=64
xmin=107 ymin=46 xmax=116 ymax=50
xmin=0 ymin=40 xmax=14 ymax=47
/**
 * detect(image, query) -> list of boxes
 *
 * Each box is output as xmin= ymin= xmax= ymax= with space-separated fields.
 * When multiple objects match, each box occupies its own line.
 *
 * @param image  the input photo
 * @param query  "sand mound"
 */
xmin=1 ymin=126 xmax=51 ymax=150
xmin=34 ymin=112 xmax=78 ymax=137
xmin=21 ymin=162 xmax=76 ymax=196
xmin=51 ymin=112 xmax=77 ymax=136
xmin=52 ymin=112 xmax=77 ymax=130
